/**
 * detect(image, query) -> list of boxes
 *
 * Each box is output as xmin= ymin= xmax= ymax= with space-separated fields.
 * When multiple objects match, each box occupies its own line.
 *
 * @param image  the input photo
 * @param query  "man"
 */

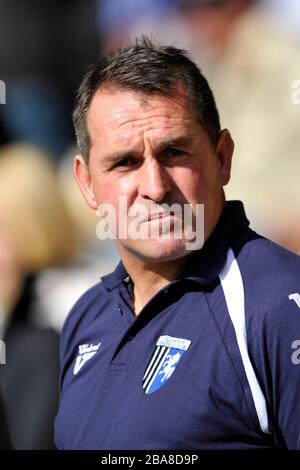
xmin=55 ymin=38 xmax=300 ymax=450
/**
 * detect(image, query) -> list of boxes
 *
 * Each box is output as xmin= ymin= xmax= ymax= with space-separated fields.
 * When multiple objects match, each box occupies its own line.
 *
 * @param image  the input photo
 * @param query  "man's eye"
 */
xmin=113 ymin=157 xmax=139 ymax=168
xmin=165 ymin=148 xmax=186 ymax=158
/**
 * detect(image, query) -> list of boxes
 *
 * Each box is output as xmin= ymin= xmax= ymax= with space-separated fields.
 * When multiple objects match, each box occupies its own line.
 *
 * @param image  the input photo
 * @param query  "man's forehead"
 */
xmin=86 ymin=90 xmax=201 ymax=156
xmin=88 ymin=96 xmax=200 ymax=149
xmin=87 ymin=85 xmax=196 ymax=125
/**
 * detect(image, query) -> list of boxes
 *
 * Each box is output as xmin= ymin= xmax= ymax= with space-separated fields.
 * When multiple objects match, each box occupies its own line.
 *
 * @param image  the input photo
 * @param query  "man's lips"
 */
xmin=139 ymin=211 xmax=178 ymax=224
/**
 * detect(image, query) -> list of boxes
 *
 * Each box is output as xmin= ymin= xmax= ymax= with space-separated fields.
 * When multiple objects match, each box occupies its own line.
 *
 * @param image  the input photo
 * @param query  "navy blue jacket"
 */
xmin=55 ymin=201 xmax=300 ymax=449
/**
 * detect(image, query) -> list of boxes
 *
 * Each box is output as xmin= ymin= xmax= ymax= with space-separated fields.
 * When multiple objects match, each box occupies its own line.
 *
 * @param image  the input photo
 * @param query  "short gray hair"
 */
xmin=73 ymin=37 xmax=221 ymax=163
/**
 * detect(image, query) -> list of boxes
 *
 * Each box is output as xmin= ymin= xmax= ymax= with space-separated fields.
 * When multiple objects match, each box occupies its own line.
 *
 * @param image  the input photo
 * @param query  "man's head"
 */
xmin=73 ymin=37 xmax=222 ymax=164
xmin=73 ymin=38 xmax=234 ymax=264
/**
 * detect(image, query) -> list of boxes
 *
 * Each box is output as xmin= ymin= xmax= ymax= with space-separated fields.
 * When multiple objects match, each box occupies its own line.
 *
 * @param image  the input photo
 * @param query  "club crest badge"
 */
xmin=143 ymin=335 xmax=191 ymax=394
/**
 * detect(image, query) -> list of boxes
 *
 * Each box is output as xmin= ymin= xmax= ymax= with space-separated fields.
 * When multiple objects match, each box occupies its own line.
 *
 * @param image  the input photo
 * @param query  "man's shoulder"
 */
xmin=235 ymin=230 xmax=300 ymax=283
xmin=234 ymin=230 xmax=300 ymax=316
xmin=60 ymin=281 xmax=108 ymax=346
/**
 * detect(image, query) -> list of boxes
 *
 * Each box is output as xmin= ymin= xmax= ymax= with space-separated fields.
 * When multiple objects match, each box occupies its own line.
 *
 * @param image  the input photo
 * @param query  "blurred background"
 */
xmin=0 ymin=0 xmax=299 ymax=449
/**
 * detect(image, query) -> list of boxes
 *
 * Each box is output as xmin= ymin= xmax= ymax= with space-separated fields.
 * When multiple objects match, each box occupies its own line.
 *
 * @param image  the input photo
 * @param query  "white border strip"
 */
xmin=219 ymin=247 xmax=270 ymax=434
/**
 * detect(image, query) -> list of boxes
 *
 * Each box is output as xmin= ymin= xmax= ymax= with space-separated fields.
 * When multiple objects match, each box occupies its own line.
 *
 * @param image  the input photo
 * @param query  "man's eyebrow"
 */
xmin=157 ymin=136 xmax=190 ymax=148
xmin=100 ymin=136 xmax=191 ymax=167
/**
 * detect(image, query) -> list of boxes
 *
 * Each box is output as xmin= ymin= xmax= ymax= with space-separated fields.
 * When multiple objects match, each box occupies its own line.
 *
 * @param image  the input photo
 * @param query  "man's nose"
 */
xmin=138 ymin=157 xmax=171 ymax=202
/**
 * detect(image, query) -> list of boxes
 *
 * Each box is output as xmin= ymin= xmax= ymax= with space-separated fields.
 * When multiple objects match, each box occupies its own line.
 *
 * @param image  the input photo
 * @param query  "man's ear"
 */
xmin=73 ymin=155 xmax=98 ymax=210
xmin=216 ymin=129 xmax=234 ymax=186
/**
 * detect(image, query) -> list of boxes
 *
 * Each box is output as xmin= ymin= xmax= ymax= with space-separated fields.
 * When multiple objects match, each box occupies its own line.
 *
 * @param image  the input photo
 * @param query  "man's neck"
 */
xmin=121 ymin=253 xmax=190 ymax=316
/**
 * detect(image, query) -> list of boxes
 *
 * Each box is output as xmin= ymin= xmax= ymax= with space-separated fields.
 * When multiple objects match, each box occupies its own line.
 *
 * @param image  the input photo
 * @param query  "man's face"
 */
xmin=74 ymin=87 xmax=233 ymax=263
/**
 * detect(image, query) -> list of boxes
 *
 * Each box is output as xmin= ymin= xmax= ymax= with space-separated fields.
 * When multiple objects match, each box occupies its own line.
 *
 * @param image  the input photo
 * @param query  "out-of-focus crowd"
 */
xmin=0 ymin=0 xmax=299 ymax=450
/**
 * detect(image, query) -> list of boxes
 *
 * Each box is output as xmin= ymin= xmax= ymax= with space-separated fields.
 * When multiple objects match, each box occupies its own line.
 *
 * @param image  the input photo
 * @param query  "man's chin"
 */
xmin=118 ymin=238 xmax=191 ymax=263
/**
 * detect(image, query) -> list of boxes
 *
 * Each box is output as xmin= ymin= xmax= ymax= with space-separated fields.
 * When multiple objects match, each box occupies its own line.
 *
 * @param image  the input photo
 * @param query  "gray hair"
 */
xmin=73 ymin=37 xmax=221 ymax=163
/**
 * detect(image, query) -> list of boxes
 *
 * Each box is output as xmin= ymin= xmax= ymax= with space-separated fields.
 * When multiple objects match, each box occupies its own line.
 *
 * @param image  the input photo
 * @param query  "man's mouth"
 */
xmin=139 ymin=210 xmax=178 ymax=224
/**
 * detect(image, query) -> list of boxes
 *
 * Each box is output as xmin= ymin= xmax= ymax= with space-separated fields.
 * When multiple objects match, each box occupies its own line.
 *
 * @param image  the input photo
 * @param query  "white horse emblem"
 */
xmin=159 ymin=352 xmax=182 ymax=382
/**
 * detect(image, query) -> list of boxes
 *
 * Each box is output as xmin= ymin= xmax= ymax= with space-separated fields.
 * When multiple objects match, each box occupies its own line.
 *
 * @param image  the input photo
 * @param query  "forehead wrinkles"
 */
xmin=103 ymin=106 xmax=191 ymax=132
xmin=94 ymin=114 xmax=194 ymax=155
xmin=112 ymin=118 xmax=194 ymax=155
xmin=87 ymin=89 xmax=196 ymax=139
xmin=113 ymin=114 xmax=192 ymax=140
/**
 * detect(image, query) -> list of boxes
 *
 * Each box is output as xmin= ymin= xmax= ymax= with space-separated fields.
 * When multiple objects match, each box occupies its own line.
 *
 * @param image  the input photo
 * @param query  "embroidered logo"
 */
xmin=289 ymin=293 xmax=300 ymax=309
xmin=73 ymin=342 xmax=101 ymax=375
xmin=143 ymin=335 xmax=191 ymax=394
